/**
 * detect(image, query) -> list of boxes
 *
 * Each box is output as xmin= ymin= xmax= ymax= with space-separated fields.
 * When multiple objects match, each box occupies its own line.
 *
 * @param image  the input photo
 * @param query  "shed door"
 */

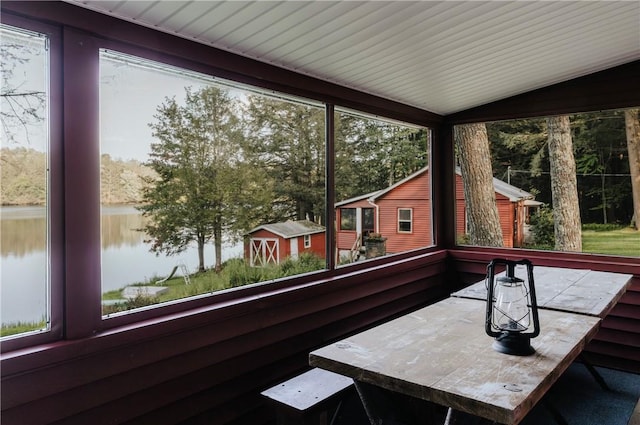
xmin=290 ymin=237 xmax=299 ymax=259
xmin=250 ymin=238 xmax=279 ymax=266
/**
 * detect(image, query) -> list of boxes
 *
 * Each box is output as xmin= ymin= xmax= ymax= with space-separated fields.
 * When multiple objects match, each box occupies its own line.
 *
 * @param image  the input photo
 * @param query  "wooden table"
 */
xmin=309 ymin=297 xmax=601 ymax=425
xmin=451 ymin=266 xmax=632 ymax=318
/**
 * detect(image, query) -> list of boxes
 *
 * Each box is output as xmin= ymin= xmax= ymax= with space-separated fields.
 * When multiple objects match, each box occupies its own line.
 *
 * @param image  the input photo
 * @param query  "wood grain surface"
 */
xmin=451 ymin=266 xmax=632 ymax=318
xmin=310 ymin=297 xmax=601 ymax=424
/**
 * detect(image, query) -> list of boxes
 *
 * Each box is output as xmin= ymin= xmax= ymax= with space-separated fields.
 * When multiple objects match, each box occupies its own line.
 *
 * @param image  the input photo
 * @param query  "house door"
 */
xmin=361 ymin=208 xmax=375 ymax=237
xmin=250 ymin=238 xmax=279 ymax=266
xmin=290 ymin=237 xmax=299 ymax=259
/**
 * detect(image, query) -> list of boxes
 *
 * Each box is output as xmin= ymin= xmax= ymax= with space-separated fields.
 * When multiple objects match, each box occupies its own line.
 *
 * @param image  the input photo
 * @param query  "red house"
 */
xmin=455 ymin=167 xmax=541 ymax=249
xmin=245 ymin=220 xmax=326 ymax=266
xmin=336 ymin=167 xmax=538 ymax=260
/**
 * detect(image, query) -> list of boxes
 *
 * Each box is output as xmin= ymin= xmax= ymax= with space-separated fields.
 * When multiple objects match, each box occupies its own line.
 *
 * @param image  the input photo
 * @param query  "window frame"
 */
xmin=398 ymin=208 xmax=413 ymax=233
xmin=1 ymin=4 xmax=439 ymax=348
xmin=340 ymin=208 xmax=357 ymax=231
xmin=0 ymin=15 xmax=63 ymax=352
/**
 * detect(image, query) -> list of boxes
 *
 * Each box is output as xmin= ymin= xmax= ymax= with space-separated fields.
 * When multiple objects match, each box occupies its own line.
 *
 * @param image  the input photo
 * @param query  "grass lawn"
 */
xmin=582 ymin=227 xmax=640 ymax=257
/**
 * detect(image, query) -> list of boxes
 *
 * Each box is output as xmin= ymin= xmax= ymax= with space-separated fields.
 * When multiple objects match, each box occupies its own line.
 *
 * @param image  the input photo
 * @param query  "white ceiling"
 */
xmin=65 ymin=1 xmax=640 ymax=116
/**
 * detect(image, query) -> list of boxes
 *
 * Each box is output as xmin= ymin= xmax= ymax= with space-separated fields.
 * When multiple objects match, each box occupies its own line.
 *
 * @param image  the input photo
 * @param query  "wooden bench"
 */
xmin=261 ymin=368 xmax=354 ymax=425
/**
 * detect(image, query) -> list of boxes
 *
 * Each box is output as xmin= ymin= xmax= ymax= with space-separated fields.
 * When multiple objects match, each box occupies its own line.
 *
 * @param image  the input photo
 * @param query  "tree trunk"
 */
xmin=455 ymin=123 xmax=503 ymax=247
xmin=214 ymin=224 xmax=222 ymax=272
xmin=197 ymin=234 xmax=206 ymax=273
xmin=625 ymin=108 xmax=640 ymax=230
xmin=547 ymin=116 xmax=582 ymax=252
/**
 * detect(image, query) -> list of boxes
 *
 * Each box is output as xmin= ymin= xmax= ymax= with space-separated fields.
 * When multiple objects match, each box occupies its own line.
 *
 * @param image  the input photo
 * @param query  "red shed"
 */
xmin=245 ymin=220 xmax=325 ymax=266
xmin=336 ymin=167 xmax=538 ymax=261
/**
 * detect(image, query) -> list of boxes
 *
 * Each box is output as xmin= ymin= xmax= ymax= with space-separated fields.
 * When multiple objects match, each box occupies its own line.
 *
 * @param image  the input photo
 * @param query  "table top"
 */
xmin=451 ymin=266 xmax=632 ymax=318
xmin=309 ymin=297 xmax=601 ymax=425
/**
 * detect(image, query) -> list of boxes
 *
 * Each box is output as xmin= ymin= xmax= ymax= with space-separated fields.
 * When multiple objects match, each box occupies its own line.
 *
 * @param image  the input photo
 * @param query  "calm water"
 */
xmin=1 ymin=205 xmax=242 ymax=325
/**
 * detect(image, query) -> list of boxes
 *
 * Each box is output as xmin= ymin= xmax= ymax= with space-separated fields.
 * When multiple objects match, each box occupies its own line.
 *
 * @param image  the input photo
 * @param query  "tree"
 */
xmin=625 ymin=108 xmax=640 ymax=229
xmin=572 ymin=110 xmax=630 ymax=224
xmin=244 ymin=96 xmax=326 ymax=224
xmin=455 ymin=123 xmax=503 ymax=247
xmin=1 ymin=27 xmax=47 ymax=145
xmin=486 ymin=118 xmax=548 ymax=199
xmin=547 ymin=115 xmax=581 ymax=251
xmin=139 ymin=86 xmax=266 ymax=272
xmin=335 ymin=114 xmax=428 ymax=200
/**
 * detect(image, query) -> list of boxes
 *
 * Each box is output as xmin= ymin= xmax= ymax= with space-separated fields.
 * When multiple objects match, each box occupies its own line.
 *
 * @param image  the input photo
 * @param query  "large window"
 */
xmin=335 ymin=109 xmax=432 ymax=264
xmin=1 ymin=15 xmax=435 ymax=343
xmin=454 ymin=110 xmax=640 ymax=258
xmin=100 ymin=51 xmax=328 ymax=315
xmin=0 ymin=25 xmax=50 ymax=337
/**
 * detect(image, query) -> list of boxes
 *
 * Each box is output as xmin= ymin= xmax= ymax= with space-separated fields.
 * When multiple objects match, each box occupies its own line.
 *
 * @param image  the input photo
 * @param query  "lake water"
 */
xmin=1 ymin=205 xmax=243 ymax=325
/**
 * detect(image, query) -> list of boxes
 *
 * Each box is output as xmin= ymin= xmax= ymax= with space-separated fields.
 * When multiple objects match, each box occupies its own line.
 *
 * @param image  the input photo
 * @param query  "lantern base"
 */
xmin=492 ymin=333 xmax=535 ymax=356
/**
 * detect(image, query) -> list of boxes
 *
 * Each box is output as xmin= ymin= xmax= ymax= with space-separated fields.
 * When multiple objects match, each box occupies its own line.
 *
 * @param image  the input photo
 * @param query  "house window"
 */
xmin=340 ymin=208 xmax=356 ymax=230
xmin=1 ymin=24 xmax=51 ymax=339
xmin=304 ymin=234 xmax=311 ymax=248
xmin=398 ymin=208 xmax=413 ymax=233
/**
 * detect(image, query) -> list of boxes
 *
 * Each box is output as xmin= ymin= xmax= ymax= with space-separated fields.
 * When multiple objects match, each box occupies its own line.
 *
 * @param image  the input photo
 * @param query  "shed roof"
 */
xmin=249 ymin=220 xmax=325 ymax=239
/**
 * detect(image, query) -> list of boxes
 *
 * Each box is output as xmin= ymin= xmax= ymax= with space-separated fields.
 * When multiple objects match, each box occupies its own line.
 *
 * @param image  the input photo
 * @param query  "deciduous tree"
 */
xmin=140 ymin=86 xmax=268 ymax=272
xmin=244 ymin=97 xmax=326 ymax=224
xmin=1 ymin=28 xmax=46 ymax=145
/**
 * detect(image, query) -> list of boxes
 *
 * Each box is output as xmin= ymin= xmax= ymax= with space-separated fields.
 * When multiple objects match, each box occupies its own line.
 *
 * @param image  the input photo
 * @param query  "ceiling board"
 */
xmin=64 ymin=1 xmax=640 ymax=115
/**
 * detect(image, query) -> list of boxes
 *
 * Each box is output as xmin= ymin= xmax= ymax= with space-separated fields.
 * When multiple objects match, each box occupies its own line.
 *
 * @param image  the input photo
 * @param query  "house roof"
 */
xmin=491 ymin=175 xmax=535 ymax=202
xmin=63 ymin=1 xmax=640 ymax=116
xmin=249 ymin=220 xmax=325 ymax=239
xmin=336 ymin=166 xmax=535 ymax=206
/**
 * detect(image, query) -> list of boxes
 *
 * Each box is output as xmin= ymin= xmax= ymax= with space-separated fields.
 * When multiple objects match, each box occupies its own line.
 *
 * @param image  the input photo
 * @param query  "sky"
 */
xmin=100 ymin=52 xmax=209 ymax=162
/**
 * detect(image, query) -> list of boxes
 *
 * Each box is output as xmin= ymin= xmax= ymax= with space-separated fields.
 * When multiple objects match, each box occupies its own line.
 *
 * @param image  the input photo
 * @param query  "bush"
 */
xmin=529 ymin=206 xmax=555 ymax=247
xmin=582 ymin=223 xmax=625 ymax=232
xmin=225 ymin=258 xmax=270 ymax=287
xmin=278 ymin=252 xmax=324 ymax=276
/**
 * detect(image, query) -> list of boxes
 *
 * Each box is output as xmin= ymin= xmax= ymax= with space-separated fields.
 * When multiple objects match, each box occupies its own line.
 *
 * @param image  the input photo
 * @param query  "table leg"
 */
xmin=579 ymin=354 xmax=611 ymax=391
xmin=444 ymin=408 xmax=496 ymax=425
xmin=353 ymin=381 xmax=445 ymax=425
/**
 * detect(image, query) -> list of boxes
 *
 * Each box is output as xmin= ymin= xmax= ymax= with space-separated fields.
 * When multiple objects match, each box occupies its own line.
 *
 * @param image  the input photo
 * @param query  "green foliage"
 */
xmin=335 ymin=114 xmax=428 ymax=201
xmin=0 ymin=147 xmax=46 ymax=205
xmin=571 ymin=110 xmax=632 ymax=224
xmin=100 ymin=154 xmax=155 ymax=204
xmin=100 ymin=254 xmax=327 ymax=314
xmin=582 ymin=223 xmax=625 ymax=232
xmin=0 ymin=320 xmax=47 ymax=337
xmin=528 ymin=206 xmax=555 ymax=247
xmin=102 ymin=294 xmax=160 ymax=315
xmin=582 ymin=227 xmax=640 ymax=257
xmin=139 ymin=86 xmax=272 ymax=271
xmin=486 ymin=118 xmax=547 ymax=189
xmin=278 ymin=252 xmax=325 ymax=276
xmin=226 ymin=258 xmax=275 ymax=287
xmin=243 ymin=96 xmax=326 ymax=224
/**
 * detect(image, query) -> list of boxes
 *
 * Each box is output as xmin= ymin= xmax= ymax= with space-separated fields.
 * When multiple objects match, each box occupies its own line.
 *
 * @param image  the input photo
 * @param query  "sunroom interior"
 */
xmin=1 ymin=1 xmax=639 ymax=425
